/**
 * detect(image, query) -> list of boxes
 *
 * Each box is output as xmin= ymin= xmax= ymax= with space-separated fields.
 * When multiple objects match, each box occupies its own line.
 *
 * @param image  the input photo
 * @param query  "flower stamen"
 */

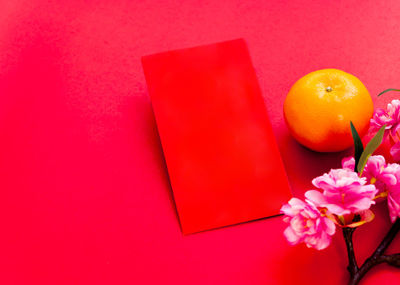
xmin=374 ymin=191 xmax=388 ymax=200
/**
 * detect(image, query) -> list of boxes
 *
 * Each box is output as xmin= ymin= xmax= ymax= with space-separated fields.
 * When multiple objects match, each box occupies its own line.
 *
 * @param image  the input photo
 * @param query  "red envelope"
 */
xmin=142 ymin=39 xmax=292 ymax=234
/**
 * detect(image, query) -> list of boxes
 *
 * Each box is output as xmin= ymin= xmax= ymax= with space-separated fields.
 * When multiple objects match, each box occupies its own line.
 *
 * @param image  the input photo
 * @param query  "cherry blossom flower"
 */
xmin=281 ymin=198 xmax=336 ymax=250
xmin=383 ymin=163 xmax=400 ymax=222
xmin=341 ymin=156 xmax=356 ymax=171
xmin=341 ymin=156 xmax=396 ymax=193
xmin=389 ymin=131 xmax=400 ymax=162
xmin=305 ymin=169 xmax=378 ymax=216
xmin=342 ymin=156 xmax=400 ymax=222
xmin=370 ymin=99 xmax=400 ymax=161
xmin=370 ymin=99 xmax=400 ymax=136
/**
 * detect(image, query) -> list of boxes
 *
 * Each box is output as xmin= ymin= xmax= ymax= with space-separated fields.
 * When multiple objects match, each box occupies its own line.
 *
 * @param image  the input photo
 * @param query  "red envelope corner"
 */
xmin=142 ymin=39 xmax=292 ymax=234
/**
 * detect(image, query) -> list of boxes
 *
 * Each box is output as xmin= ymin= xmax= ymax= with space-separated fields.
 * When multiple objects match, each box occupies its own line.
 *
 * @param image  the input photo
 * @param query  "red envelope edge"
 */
xmin=141 ymin=39 xmax=292 ymax=234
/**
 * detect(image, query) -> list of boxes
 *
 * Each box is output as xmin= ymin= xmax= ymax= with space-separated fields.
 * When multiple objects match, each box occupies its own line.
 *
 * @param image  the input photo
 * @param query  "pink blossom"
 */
xmin=341 ymin=156 xmax=356 ymax=171
xmin=383 ymin=163 xmax=400 ymax=222
xmin=281 ymin=198 xmax=335 ymax=250
xmin=342 ymin=158 xmax=400 ymax=223
xmin=370 ymin=100 xmax=400 ymax=162
xmin=391 ymin=142 xmax=400 ymax=161
xmin=389 ymin=130 xmax=400 ymax=161
xmin=341 ymin=156 xmax=396 ymax=193
xmin=306 ymin=169 xmax=378 ymax=216
xmin=370 ymin=99 xmax=400 ymax=136
xmin=363 ymin=155 xmax=388 ymax=186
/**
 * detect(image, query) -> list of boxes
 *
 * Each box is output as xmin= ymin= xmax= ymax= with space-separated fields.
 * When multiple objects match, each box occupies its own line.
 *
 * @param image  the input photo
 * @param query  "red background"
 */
xmin=1 ymin=1 xmax=400 ymax=284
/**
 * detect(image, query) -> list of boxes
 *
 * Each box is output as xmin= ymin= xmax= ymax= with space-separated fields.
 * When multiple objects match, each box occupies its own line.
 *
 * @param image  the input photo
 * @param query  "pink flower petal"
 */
xmin=283 ymin=226 xmax=301 ymax=245
xmin=281 ymin=198 xmax=336 ymax=250
xmin=342 ymin=157 xmax=355 ymax=171
xmin=305 ymin=190 xmax=326 ymax=206
xmin=309 ymin=168 xmax=377 ymax=216
xmin=390 ymin=142 xmax=400 ymax=161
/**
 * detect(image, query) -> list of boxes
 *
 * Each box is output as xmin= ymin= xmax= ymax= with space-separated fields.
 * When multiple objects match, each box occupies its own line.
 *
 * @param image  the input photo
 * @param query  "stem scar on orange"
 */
xmin=283 ymin=69 xmax=374 ymax=152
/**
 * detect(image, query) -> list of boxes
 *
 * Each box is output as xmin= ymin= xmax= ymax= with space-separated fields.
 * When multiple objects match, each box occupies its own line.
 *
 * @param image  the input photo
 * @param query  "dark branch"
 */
xmin=372 ymin=219 xmax=400 ymax=257
xmin=346 ymin=219 xmax=400 ymax=285
xmin=378 ymin=254 xmax=400 ymax=267
xmin=342 ymin=227 xmax=358 ymax=276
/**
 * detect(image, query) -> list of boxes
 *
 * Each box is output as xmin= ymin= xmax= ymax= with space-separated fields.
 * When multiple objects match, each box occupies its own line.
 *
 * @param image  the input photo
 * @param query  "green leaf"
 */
xmin=378 ymin=88 xmax=400 ymax=97
xmin=357 ymin=125 xmax=386 ymax=174
xmin=350 ymin=121 xmax=364 ymax=172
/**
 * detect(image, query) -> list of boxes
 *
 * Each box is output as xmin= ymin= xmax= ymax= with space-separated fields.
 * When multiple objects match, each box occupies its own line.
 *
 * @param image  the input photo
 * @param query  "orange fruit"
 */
xmin=283 ymin=69 xmax=374 ymax=152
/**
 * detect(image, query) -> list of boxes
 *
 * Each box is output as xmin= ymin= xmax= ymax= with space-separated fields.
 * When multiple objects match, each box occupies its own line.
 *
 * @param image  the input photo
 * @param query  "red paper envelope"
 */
xmin=142 ymin=39 xmax=292 ymax=234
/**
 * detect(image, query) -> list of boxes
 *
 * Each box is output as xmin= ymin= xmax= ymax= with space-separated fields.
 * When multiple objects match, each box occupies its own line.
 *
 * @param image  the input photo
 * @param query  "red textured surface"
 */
xmin=142 ymin=39 xmax=292 ymax=234
xmin=1 ymin=1 xmax=400 ymax=284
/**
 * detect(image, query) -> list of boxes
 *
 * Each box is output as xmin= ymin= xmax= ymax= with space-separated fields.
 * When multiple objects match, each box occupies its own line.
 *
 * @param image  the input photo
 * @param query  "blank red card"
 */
xmin=142 ymin=39 xmax=291 ymax=234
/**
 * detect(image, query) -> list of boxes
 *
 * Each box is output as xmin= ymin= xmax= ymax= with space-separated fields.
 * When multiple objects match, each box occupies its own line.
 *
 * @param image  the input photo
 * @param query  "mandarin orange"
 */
xmin=283 ymin=69 xmax=374 ymax=152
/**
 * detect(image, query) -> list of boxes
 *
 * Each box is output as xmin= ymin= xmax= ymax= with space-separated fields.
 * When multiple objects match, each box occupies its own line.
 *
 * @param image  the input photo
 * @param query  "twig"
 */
xmin=343 ymin=227 xmax=358 ymax=277
xmin=378 ymin=254 xmax=400 ymax=267
xmin=372 ymin=219 xmax=400 ymax=257
xmin=346 ymin=219 xmax=400 ymax=285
